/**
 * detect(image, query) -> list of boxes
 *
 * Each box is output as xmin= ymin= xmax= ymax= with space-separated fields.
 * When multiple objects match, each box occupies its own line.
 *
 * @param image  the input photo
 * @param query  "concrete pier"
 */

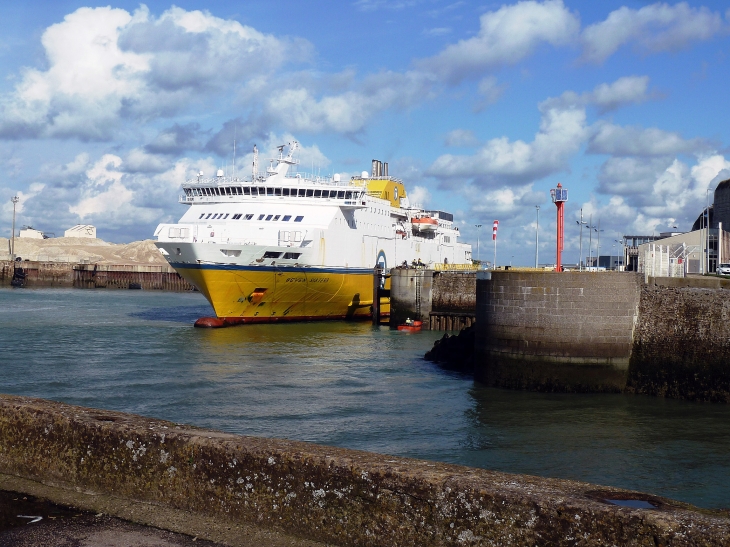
xmin=1 ymin=395 xmax=728 ymax=546
xmin=473 ymin=271 xmax=730 ymax=401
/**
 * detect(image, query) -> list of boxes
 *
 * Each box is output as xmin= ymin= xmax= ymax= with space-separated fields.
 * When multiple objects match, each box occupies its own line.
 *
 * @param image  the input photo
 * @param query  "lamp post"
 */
xmin=535 ymin=206 xmax=540 ymax=268
xmin=475 ymin=224 xmax=482 ymax=263
xmin=587 ymin=215 xmax=594 ymax=269
xmin=594 ymin=220 xmax=603 ymax=269
xmin=576 ymin=209 xmax=586 ymax=271
xmin=706 ymin=188 xmax=711 ymax=274
xmin=10 ymin=196 xmax=19 ymax=261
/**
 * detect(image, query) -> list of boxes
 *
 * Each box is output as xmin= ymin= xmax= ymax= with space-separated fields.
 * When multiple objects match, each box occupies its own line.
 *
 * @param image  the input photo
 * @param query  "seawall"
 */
xmin=475 ymin=271 xmax=640 ymax=391
xmin=0 ymin=260 xmax=194 ymax=291
xmin=474 ymin=271 xmax=730 ymax=401
xmin=1 ymin=395 xmax=729 ymax=546
xmin=389 ymin=269 xmax=476 ymax=330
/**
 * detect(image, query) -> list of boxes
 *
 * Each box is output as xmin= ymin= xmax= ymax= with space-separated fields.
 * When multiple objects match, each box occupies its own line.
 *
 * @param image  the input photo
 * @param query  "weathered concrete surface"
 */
xmin=1 ymin=395 xmax=729 ymax=546
xmin=475 ymin=271 xmax=641 ymax=392
xmin=0 ymin=488 xmax=225 ymax=547
xmin=627 ymin=284 xmax=730 ymax=402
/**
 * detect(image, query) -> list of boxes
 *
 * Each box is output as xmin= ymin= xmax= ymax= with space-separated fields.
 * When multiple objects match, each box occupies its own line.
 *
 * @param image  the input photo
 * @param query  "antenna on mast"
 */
xmin=252 ymin=144 xmax=258 ymax=181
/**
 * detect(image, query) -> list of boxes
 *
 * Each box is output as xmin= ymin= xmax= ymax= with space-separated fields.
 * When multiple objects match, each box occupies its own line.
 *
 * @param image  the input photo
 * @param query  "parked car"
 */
xmin=717 ymin=263 xmax=730 ymax=276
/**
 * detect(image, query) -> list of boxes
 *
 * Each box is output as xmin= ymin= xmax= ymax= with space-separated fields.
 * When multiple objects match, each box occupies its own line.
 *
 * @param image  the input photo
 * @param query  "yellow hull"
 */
xmin=174 ymin=264 xmax=389 ymax=323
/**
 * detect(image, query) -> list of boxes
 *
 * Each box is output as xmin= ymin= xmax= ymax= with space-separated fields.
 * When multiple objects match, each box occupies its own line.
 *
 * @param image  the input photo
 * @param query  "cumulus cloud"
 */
xmin=581 ymin=2 xmax=730 ymax=64
xmin=419 ymin=0 xmax=580 ymax=83
xmin=427 ymin=98 xmax=587 ymax=186
xmin=588 ymin=123 xmax=710 ymax=157
xmin=0 ymin=6 xmax=311 ymax=141
xmin=592 ymin=154 xmax=730 ymax=234
xmin=542 ymin=76 xmax=653 ymax=113
xmin=145 ymin=123 xmax=207 ymax=155
xmin=407 ymin=185 xmax=431 ymax=208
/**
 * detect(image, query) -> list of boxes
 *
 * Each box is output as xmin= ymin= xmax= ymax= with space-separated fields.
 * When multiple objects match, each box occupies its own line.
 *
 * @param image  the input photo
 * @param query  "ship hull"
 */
xmin=171 ymin=263 xmax=388 ymax=323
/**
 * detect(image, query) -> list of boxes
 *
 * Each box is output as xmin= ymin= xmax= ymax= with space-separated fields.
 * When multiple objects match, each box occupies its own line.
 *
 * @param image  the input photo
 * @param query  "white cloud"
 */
xmin=0 ymin=6 xmax=310 ymax=141
xmin=474 ymin=76 xmax=507 ymax=111
xmin=588 ymin=123 xmax=709 ymax=157
xmin=427 ymin=99 xmax=587 ymax=186
xmin=581 ymin=2 xmax=729 ymax=64
xmin=542 ymin=76 xmax=653 ymax=113
xmin=407 ymin=185 xmax=431 ymax=208
xmin=444 ymin=129 xmax=478 ymax=147
xmin=419 ymin=0 xmax=580 ymax=83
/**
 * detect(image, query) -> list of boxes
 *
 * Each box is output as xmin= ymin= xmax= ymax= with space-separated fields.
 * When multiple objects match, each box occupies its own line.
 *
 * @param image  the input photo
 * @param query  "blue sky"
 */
xmin=1 ymin=1 xmax=729 ymax=266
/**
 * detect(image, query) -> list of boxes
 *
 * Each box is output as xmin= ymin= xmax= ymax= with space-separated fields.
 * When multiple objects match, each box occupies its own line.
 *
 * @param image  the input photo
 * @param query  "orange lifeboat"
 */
xmin=397 ymin=319 xmax=423 ymax=332
xmin=411 ymin=217 xmax=438 ymax=232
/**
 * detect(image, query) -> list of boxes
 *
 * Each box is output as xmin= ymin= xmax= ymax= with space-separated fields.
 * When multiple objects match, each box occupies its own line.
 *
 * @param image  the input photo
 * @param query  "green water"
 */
xmin=1 ymin=288 xmax=729 ymax=509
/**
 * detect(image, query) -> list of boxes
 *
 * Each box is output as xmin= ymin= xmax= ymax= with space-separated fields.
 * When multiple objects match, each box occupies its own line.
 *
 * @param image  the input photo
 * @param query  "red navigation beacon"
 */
xmin=550 ymin=183 xmax=568 ymax=272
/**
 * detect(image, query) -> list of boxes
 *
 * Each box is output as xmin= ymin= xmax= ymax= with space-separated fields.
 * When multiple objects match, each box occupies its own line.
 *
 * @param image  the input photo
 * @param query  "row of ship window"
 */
xmin=186 ymin=186 xmax=365 ymax=199
xmin=198 ymin=212 xmax=304 ymax=222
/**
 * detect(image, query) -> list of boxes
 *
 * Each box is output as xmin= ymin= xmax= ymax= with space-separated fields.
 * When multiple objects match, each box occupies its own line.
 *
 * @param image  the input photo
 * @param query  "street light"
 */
xmin=535 ymin=206 xmax=540 ymax=268
xmin=594 ymin=220 xmax=603 ymax=269
xmin=475 ymin=224 xmax=482 ymax=263
xmin=576 ymin=208 xmax=586 ymax=271
xmin=10 ymin=196 xmax=19 ymax=261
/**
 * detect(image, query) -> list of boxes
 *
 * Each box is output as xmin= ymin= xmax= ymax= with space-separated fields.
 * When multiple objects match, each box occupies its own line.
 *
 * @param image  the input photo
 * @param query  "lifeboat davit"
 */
xmin=412 ymin=217 xmax=438 ymax=232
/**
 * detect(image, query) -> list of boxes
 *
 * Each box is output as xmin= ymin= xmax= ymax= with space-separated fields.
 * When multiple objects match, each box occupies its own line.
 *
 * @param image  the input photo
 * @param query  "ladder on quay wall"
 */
xmin=415 ymin=273 xmax=422 ymax=320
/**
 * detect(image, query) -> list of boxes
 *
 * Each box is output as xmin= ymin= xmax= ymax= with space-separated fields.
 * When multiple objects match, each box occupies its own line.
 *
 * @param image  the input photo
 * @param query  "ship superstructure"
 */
xmin=154 ymin=142 xmax=471 ymax=323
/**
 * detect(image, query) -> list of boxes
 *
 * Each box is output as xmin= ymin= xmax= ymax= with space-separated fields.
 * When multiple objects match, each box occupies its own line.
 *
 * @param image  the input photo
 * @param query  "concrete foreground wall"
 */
xmin=475 ymin=271 xmax=641 ymax=391
xmin=2 ymin=395 xmax=729 ymax=546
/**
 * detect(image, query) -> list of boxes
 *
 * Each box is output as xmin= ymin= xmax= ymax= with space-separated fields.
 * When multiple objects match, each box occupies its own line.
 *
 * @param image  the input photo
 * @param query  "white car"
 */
xmin=717 ymin=263 xmax=730 ymax=276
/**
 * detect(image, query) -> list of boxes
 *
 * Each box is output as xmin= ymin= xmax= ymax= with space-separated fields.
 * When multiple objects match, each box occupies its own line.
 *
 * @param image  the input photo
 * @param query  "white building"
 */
xmin=64 ymin=225 xmax=96 ymax=238
xmin=638 ymin=227 xmax=730 ymax=277
xmin=18 ymin=227 xmax=44 ymax=239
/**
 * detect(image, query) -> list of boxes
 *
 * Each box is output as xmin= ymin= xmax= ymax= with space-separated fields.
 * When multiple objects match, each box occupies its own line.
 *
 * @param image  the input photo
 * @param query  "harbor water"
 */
xmin=1 ymin=288 xmax=729 ymax=510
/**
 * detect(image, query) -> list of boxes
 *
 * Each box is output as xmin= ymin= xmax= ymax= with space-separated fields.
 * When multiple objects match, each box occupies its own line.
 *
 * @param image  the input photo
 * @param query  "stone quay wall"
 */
xmin=475 ymin=271 xmax=641 ymax=392
xmin=0 ymin=260 xmax=194 ymax=291
xmin=628 ymin=284 xmax=730 ymax=402
xmin=475 ymin=271 xmax=730 ymax=400
xmin=1 ymin=395 xmax=729 ymax=547
xmin=389 ymin=269 xmax=476 ymax=330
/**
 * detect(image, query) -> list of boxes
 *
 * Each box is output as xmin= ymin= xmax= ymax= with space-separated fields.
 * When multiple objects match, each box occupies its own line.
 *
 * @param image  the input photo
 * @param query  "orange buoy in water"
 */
xmin=194 ymin=317 xmax=226 ymax=328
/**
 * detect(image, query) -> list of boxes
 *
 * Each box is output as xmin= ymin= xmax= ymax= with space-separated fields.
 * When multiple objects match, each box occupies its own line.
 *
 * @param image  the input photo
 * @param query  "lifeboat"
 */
xmin=411 ymin=217 xmax=438 ymax=232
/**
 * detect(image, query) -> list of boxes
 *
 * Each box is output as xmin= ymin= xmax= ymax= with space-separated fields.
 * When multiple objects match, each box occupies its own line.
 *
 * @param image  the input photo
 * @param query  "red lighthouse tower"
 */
xmin=550 ymin=183 xmax=568 ymax=272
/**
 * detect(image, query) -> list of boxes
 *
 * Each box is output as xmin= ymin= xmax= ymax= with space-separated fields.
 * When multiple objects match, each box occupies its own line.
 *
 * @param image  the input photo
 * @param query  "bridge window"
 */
xmin=263 ymin=251 xmax=282 ymax=258
xmin=283 ymin=252 xmax=301 ymax=259
xmin=306 ymin=189 xmax=313 ymax=197
xmin=294 ymin=216 xmax=304 ymax=222
xmin=245 ymin=214 xmax=253 ymax=220
xmin=338 ymin=191 xmax=345 ymax=199
xmin=243 ymin=187 xmax=250 ymax=195
xmin=267 ymin=187 xmax=274 ymax=196
xmin=283 ymin=188 xmax=290 ymax=196
xmin=205 ymin=213 xmax=212 ymax=219
xmin=224 ymin=214 xmax=229 ymax=219
xmin=199 ymin=213 xmax=205 ymax=219
xmin=273 ymin=215 xmax=280 ymax=221
xmin=275 ymin=188 xmax=282 ymax=196
xmin=299 ymin=189 xmax=306 ymax=197
xmin=282 ymin=215 xmax=291 ymax=221
xmin=265 ymin=215 xmax=273 ymax=221
xmin=258 ymin=214 xmax=265 ymax=220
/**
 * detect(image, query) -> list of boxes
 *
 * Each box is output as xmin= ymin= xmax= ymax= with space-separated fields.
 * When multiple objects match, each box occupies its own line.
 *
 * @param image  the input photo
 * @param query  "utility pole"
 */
xmin=595 ymin=220 xmax=603 ymax=269
xmin=10 ymin=196 xmax=19 ymax=261
xmin=535 ymin=206 xmax=540 ymax=268
xmin=475 ymin=224 xmax=482 ymax=263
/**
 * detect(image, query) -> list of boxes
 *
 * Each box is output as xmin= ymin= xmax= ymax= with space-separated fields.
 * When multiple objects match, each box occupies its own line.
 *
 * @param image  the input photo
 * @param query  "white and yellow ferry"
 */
xmin=154 ymin=142 xmax=472 ymax=325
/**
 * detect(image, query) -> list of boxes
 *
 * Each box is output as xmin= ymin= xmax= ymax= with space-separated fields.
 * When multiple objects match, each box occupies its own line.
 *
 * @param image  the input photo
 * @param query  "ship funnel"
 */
xmin=383 ymin=162 xmax=388 ymax=177
xmin=371 ymin=159 xmax=380 ymax=178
